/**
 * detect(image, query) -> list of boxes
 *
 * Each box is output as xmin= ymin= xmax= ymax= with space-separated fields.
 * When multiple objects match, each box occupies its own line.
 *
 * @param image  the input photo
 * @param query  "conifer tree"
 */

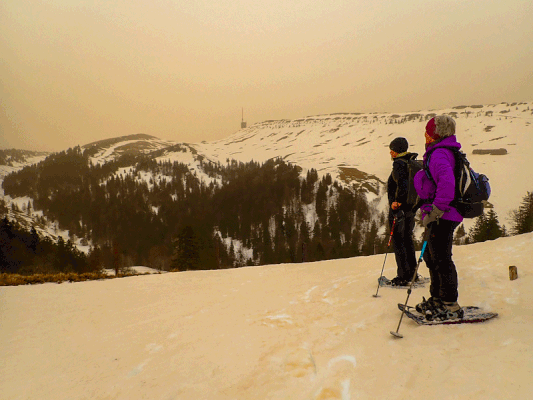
xmin=30 ymin=227 xmax=39 ymax=253
xmin=0 ymin=199 xmax=7 ymax=216
xmin=453 ymin=224 xmax=467 ymax=245
xmin=510 ymin=191 xmax=533 ymax=235
xmin=315 ymin=183 xmax=328 ymax=224
xmin=171 ymin=225 xmax=201 ymax=271
xmin=485 ymin=209 xmax=505 ymax=240
xmin=361 ymin=222 xmax=379 ymax=255
xmin=469 ymin=209 xmax=504 ymax=243
xmin=314 ymin=241 xmax=326 ymax=261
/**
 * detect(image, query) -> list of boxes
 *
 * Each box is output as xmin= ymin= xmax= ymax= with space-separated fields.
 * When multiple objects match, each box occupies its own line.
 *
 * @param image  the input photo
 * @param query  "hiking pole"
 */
xmin=372 ymin=216 xmax=397 ymax=298
xmin=390 ymin=226 xmax=432 ymax=338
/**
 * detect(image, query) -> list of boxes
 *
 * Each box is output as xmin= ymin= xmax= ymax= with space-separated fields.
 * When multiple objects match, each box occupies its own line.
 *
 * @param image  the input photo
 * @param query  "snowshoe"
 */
xmin=379 ymin=275 xmax=429 ymax=289
xmin=398 ymin=303 xmax=497 ymax=326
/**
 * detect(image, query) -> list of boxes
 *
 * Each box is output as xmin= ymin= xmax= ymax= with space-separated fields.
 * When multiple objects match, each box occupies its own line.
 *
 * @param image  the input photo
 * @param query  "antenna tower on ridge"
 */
xmin=241 ymin=108 xmax=247 ymax=129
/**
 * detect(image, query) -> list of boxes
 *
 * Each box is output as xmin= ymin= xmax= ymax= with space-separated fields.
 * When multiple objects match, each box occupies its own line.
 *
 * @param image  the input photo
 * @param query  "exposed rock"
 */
xmin=472 ymin=148 xmax=508 ymax=155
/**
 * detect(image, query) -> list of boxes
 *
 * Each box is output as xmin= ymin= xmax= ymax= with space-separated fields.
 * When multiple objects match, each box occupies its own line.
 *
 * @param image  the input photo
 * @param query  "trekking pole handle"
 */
xmin=418 ymin=239 xmax=428 ymax=263
xmin=387 ymin=217 xmax=397 ymax=247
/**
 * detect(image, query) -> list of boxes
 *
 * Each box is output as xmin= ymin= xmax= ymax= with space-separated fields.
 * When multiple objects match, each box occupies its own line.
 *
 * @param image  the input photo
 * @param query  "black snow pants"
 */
xmin=389 ymin=210 xmax=417 ymax=281
xmin=423 ymin=219 xmax=461 ymax=302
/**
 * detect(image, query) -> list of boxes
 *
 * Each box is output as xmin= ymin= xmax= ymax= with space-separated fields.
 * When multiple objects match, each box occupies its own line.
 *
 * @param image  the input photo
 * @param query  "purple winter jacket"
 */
xmin=414 ymin=136 xmax=464 ymax=223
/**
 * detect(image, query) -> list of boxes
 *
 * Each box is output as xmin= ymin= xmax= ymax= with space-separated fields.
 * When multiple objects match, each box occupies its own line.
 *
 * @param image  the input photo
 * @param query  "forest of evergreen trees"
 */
xmin=2 ymin=147 xmax=382 ymax=272
xmin=0 ymin=217 xmax=90 ymax=274
xmin=2 ymin=146 xmax=532 ymax=275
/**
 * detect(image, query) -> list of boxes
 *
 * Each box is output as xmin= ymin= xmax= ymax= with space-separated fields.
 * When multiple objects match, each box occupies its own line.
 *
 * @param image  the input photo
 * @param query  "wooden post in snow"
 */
xmin=509 ymin=266 xmax=518 ymax=281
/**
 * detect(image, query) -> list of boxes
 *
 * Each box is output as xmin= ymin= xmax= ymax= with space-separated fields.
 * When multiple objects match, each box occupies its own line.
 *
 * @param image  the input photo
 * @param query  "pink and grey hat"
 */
xmin=426 ymin=115 xmax=456 ymax=140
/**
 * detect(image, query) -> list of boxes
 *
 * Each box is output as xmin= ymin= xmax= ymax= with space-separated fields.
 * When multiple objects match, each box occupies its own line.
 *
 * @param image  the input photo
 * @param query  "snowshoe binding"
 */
xmin=379 ymin=275 xmax=429 ymax=289
xmin=390 ymin=276 xmax=409 ymax=287
xmin=424 ymin=301 xmax=464 ymax=321
xmin=415 ymin=296 xmax=441 ymax=314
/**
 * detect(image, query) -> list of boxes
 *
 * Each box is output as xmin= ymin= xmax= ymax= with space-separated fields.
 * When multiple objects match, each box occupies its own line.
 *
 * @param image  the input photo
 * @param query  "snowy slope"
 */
xmin=0 ymin=154 xmax=48 ymax=194
xmin=1 ymin=152 xmax=91 ymax=251
xmin=193 ymin=102 xmax=533 ymax=225
xmin=82 ymin=133 xmax=176 ymax=165
xmin=1 ymin=232 xmax=532 ymax=399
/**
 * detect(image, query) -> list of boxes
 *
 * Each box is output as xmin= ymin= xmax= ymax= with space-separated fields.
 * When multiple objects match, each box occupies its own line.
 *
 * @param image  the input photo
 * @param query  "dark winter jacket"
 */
xmin=387 ymin=152 xmax=418 ymax=213
xmin=414 ymin=136 xmax=463 ymax=223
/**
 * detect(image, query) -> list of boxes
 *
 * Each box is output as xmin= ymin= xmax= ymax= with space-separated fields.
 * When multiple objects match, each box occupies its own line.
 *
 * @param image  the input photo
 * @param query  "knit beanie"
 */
xmin=426 ymin=115 xmax=456 ymax=140
xmin=389 ymin=137 xmax=408 ymax=153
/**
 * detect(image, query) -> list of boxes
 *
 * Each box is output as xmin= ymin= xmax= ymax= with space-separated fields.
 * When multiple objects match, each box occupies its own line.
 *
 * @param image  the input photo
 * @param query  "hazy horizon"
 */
xmin=2 ymin=0 xmax=532 ymax=152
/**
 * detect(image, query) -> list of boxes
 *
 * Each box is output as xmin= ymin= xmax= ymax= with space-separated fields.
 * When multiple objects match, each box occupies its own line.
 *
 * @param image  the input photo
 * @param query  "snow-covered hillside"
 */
xmin=83 ymin=133 xmax=175 ymax=165
xmin=0 ymin=152 xmax=48 ymax=192
xmin=72 ymin=101 xmax=533 ymax=228
xmin=1 ymin=232 xmax=532 ymax=399
xmin=194 ymin=101 xmax=533 ymax=226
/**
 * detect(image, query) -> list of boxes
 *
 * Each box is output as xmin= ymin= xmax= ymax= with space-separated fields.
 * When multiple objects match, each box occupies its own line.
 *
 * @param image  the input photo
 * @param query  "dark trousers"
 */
xmin=389 ymin=211 xmax=417 ymax=281
xmin=423 ymin=219 xmax=460 ymax=302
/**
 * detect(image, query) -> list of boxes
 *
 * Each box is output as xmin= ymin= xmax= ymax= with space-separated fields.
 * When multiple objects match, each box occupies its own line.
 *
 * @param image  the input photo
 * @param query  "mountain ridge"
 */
xmin=3 ymin=101 xmax=533 ymax=209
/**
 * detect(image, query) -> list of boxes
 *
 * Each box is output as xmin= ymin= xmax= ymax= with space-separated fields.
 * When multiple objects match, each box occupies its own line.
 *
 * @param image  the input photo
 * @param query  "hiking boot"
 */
xmin=390 ymin=276 xmax=409 ymax=287
xmin=425 ymin=301 xmax=464 ymax=321
xmin=415 ymin=296 xmax=441 ymax=314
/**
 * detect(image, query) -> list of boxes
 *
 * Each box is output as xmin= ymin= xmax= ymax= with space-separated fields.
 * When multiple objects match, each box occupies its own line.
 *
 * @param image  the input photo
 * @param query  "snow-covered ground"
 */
xmin=1 ymin=232 xmax=532 ymax=399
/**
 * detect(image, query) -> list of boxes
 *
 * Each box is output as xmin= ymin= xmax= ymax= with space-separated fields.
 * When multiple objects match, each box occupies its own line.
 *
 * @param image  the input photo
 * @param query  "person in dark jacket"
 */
xmin=387 ymin=137 xmax=419 ymax=286
xmin=413 ymin=115 xmax=464 ymax=320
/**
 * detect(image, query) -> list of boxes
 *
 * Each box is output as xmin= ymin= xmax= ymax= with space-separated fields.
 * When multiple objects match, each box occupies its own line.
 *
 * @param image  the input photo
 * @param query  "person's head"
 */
xmin=389 ymin=137 xmax=408 ymax=159
xmin=425 ymin=115 xmax=456 ymax=148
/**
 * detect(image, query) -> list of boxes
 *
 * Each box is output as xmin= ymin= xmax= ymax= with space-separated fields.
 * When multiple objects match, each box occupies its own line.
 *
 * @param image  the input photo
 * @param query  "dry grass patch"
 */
xmin=0 ymin=271 xmax=148 ymax=286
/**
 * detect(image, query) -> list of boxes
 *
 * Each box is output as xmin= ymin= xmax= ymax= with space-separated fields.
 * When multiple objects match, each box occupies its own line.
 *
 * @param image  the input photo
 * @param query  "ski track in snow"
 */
xmin=127 ymin=360 xmax=150 ymax=378
xmin=304 ymin=285 xmax=319 ymax=302
xmin=327 ymin=355 xmax=357 ymax=369
xmin=254 ymin=276 xmax=364 ymax=399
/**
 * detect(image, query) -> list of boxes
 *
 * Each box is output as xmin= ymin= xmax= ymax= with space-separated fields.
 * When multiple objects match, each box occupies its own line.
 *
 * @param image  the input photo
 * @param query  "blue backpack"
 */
xmin=425 ymin=147 xmax=491 ymax=218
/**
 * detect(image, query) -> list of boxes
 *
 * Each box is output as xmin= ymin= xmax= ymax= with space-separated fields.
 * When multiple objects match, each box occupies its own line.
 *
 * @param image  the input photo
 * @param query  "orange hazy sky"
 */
xmin=1 ymin=0 xmax=532 ymax=152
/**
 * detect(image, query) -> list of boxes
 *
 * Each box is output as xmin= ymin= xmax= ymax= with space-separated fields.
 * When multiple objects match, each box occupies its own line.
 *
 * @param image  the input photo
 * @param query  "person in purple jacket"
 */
xmin=413 ymin=115 xmax=464 ymax=320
